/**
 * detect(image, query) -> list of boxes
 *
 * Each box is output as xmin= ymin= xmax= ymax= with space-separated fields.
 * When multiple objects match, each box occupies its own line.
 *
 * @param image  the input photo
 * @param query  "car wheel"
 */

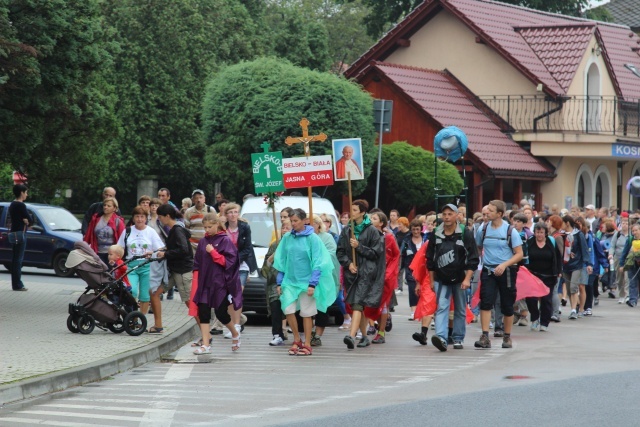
xmin=66 ymin=314 xmax=79 ymax=333
xmin=53 ymin=252 xmax=74 ymax=277
xmin=124 ymin=311 xmax=147 ymax=336
xmin=77 ymin=314 xmax=95 ymax=335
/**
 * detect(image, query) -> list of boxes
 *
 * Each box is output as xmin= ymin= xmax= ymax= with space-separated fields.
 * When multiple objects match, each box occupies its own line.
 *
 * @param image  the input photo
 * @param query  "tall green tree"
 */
xmin=352 ymin=0 xmax=590 ymax=38
xmin=0 ymin=0 xmax=118 ymax=198
xmin=201 ymin=57 xmax=376 ymax=201
xmin=365 ymin=141 xmax=463 ymax=213
xmin=101 ymin=0 xmax=261 ymax=206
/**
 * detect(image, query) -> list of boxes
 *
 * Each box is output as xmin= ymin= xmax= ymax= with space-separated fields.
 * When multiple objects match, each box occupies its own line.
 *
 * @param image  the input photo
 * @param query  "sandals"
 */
xmin=193 ymin=345 xmax=211 ymax=355
xmin=148 ymin=326 xmax=164 ymax=334
xmin=297 ymin=345 xmax=312 ymax=356
xmin=232 ymin=334 xmax=241 ymax=352
xmin=288 ymin=340 xmax=302 ymax=356
xmin=191 ymin=337 xmax=212 ymax=347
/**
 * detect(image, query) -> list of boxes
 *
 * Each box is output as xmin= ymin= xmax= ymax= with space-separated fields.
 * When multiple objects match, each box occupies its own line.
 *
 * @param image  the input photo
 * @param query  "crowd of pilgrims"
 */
xmin=81 ymin=187 xmax=637 ymax=356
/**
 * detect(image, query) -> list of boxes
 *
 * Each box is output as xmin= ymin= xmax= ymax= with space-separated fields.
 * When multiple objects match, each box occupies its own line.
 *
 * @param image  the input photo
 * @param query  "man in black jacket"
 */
xmin=426 ymin=204 xmax=479 ymax=351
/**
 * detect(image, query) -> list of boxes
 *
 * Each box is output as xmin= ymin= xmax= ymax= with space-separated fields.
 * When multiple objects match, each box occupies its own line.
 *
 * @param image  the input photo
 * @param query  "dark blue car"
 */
xmin=0 ymin=203 xmax=82 ymax=277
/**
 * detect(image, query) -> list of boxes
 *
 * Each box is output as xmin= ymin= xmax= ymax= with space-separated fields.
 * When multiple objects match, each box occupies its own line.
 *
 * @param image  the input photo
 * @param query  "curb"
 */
xmin=0 ymin=319 xmax=199 ymax=406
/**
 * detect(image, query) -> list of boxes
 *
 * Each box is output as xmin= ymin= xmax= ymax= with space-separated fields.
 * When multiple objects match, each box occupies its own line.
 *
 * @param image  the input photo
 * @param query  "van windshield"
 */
xmin=241 ymin=213 xmax=275 ymax=248
xmin=242 ymin=212 xmax=340 ymax=248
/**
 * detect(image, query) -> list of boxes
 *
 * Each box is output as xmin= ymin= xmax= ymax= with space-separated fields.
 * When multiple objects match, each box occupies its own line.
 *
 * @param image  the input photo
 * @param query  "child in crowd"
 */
xmin=108 ymin=244 xmax=131 ymax=291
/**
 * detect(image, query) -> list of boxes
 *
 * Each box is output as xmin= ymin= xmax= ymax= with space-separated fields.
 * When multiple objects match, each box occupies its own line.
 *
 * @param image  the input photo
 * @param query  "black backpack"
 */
xmin=431 ymin=224 xmax=470 ymax=285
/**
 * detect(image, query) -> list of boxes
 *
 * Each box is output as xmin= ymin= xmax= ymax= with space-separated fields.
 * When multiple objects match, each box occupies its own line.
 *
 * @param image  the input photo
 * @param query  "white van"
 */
xmin=240 ymin=196 xmax=342 ymax=320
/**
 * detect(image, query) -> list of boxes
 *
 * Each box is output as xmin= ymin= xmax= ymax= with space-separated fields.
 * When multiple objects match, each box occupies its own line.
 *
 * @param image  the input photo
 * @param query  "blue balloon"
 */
xmin=434 ymin=126 xmax=468 ymax=162
xmin=627 ymin=176 xmax=640 ymax=198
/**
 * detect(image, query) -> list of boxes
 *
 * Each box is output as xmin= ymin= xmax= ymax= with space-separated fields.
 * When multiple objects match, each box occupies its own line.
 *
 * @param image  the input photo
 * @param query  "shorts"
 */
xmin=284 ymin=293 xmax=317 ymax=317
xmin=479 ymin=267 xmax=518 ymax=316
xmin=170 ymin=271 xmax=193 ymax=302
xmin=562 ymin=270 xmax=582 ymax=294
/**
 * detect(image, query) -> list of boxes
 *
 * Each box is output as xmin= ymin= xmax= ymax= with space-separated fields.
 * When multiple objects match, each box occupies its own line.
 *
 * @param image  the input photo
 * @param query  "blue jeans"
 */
xmin=11 ymin=237 xmax=27 ymax=290
xmin=433 ymin=281 xmax=467 ymax=342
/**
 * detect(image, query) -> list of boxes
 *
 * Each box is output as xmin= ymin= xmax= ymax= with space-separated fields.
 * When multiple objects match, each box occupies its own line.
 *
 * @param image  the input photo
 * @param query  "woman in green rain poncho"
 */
xmin=337 ymin=199 xmax=386 ymax=350
xmin=274 ymin=208 xmax=336 ymax=356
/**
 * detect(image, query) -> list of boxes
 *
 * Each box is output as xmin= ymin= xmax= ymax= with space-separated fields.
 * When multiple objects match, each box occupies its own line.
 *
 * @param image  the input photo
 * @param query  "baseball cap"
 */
xmin=621 ymin=211 xmax=629 ymax=218
xmin=441 ymin=203 xmax=458 ymax=213
xmin=585 ymin=204 xmax=595 ymax=210
xmin=191 ymin=189 xmax=204 ymax=197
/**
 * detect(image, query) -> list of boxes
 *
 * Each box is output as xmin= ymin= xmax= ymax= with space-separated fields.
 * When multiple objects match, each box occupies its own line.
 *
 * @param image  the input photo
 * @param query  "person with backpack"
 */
xmin=474 ymin=200 xmax=523 ymax=349
xmin=525 ymin=223 xmax=562 ymax=331
xmin=511 ymin=213 xmax=531 ymax=326
xmin=426 ymin=204 xmax=479 ymax=351
xmin=561 ymin=215 xmax=592 ymax=319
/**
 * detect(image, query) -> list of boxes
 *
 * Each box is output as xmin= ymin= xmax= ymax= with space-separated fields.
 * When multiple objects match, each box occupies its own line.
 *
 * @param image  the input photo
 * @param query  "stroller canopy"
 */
xmin=66 ymin=241 xmax=109 ymax=272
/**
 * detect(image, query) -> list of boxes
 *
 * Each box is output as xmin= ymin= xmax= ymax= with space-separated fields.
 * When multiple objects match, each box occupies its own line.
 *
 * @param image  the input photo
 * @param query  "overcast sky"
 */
xmin=589 ymin=0 xmax=610 ymax=6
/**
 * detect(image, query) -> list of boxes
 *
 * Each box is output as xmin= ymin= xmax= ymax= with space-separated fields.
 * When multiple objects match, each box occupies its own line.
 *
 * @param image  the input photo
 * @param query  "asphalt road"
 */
xmin=1 ymin=287 xmax=638 ymax=426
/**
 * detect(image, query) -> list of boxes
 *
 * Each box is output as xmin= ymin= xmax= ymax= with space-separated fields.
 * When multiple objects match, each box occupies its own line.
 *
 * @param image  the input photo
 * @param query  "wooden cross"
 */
xmin=285 ymin=118 xmax=327 ymax=157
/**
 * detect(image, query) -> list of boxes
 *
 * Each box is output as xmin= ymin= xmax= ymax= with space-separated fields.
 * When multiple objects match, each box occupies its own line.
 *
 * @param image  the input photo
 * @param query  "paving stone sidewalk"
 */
xmin=0 ymin=274 xmax=195 ymax=404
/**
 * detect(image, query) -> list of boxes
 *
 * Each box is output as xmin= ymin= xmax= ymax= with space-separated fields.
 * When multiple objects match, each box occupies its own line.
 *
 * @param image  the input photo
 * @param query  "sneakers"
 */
xmin=530 ymin=320 xmax=540 ymax=331
xmin=269 ymin=335 xmax=284 ymax=346
xmin=550 ymin=315 xmax=561 ymax=323
xmin=338 ymin=321 xmax=352 ymax=330
xmin=372 ymin=334 xmax=386 ymax=344
xmin=385 ymin=314 xmax=393 ymax=332
xmin=453 ymin=341 xmax=463 ymax=349
xmin=310 ymin=333 xmax=322 ymax=347
xmin=409 ymin=313 xmax=415 ymax=321
xmin=594 ymin=297 xmax=599 ymax=306
xmin=539 ymin=325 xmax=548 ymax=332
xmin=584 ymin=308 xmax=592 ymax=316
xmin=395 ymin=289 xmax=403 ymax=295
xmin=608 ymin=291 xmax=616 ymax=299
xmin=355 ymin=331 xmax=362 ymax=339
xmin=431 ymin=335 xmax=448 ymax=352
xmin=367 ymin=325 xmax=377 ymax=335
xmin=502 ymin=336 xmax=512 ymax=349
xmin=430 ymin=320 xmax=435 ymax=330
xmin=357 ymin=336 xmax=371 ymax=348
xmin=569 ymin=310 xmax=578 ymax=320
xmin=412 ymin=332 xmax=428 ymax=345
xmin=618 ymin=298 xmax=625 ymax=304
xmin=626 ymin=300 xmax=637 ymax=307
xmin=561 ymin=298 xmax=567 ymax=307
xmin=516 ymin=316 xmax=529 ymax=326
xmin=343 ymin=335 xmax=355 ymax=350
xmin=474 ymin=334 xmax=491 ymax=349
xmin=494 ymin=329 xmax=504 ymax=338
xmin=577 ymin=311 xmax=584 ymax=318
xmin=224 ymin=324 xmax=242 ymax=339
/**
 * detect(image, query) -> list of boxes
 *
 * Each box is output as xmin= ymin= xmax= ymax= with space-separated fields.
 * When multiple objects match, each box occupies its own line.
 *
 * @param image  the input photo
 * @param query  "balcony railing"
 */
xmin=477 ymin=95 xmax=640 ymax=137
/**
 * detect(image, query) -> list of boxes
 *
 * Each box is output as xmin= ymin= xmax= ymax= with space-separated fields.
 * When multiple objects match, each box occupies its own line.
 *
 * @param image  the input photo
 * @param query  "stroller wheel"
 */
xmin=77 ymin=314 xmax=95 ymax=335
xmin=124 ymin=311 xmax=147 ymax=336
xmin=66 ymin=314 xmax=79 ymax=333
xmin=107 ymin=320 xmax=125 ymax=334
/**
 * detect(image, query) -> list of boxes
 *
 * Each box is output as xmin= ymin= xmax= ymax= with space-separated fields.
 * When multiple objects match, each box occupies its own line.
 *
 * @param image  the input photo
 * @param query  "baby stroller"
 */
xmin=65 ymin=241 xmax=153 ymax=336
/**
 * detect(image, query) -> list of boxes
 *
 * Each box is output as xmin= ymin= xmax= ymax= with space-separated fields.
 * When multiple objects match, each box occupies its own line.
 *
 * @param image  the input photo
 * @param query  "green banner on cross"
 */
xmin=251 ymin=141 xmax=285 ymax=193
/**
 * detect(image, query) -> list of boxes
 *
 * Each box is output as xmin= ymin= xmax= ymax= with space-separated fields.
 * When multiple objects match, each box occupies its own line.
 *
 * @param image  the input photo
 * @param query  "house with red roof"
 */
xmin=346 ymin=0 xmax=640 ymax=213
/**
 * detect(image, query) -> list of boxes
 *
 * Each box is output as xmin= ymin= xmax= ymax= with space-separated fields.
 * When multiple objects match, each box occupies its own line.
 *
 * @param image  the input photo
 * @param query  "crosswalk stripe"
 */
xmin=0 ymin=417 xmax=120 ymax=427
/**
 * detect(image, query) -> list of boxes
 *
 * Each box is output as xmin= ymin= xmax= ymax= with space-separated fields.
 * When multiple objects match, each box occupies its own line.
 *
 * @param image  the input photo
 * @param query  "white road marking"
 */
xmin=162 ymin=364 xmax=193 ymax=381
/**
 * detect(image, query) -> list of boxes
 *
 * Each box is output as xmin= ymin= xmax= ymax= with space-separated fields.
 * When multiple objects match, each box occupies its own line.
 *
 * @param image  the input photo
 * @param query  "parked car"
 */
xmin=0 ymin=203 xmax=82 ymax=277
xmin=240 ymin=196 xmax=344 ymax=324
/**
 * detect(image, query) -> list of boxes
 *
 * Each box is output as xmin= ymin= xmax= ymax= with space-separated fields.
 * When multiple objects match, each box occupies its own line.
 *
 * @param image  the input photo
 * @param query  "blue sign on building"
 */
xmin=612 ymin=143 xmax=640 ymax=158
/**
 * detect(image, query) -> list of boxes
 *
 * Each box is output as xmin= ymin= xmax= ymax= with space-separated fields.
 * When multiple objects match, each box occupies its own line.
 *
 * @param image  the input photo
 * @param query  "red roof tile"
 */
xmin=516 ymin=25 xmax=594 ymax=92
xmin=372 ymin=62 xmax=553 ymax=176
xmin=346 ymin=0 xmax=640 ymax=100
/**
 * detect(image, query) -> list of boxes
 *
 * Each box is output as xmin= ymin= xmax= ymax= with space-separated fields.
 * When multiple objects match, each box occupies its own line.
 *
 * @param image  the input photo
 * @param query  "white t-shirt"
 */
xmin=117 ymin=226 xmax=165 ymax=260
